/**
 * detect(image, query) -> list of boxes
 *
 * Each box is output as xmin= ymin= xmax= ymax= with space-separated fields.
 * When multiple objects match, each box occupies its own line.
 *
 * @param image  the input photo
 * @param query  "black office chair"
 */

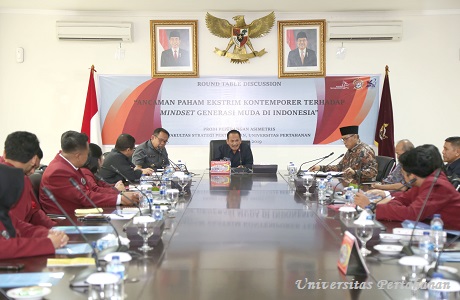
xmin=29 ymin=170 xmax=44 ymax=209
xmin=375 ymin=155 xmax=396 ymax=182
xmin=209 ymin=140 xmax=251 ymax=167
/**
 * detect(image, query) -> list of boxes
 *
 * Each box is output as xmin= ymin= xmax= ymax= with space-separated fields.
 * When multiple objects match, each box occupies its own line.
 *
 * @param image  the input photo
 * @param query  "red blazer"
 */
xmin=376 ymin=171 xmax=460 ymax=230
xmin=1 ymin=161 xmax=55 ymax=234
xmin=81 ymin=168 xmax=119 ymax=195
xmin=39 ymin=153 xmax=117 ymax=215
xmin=0 ymin=220 xmax=55 ymax=259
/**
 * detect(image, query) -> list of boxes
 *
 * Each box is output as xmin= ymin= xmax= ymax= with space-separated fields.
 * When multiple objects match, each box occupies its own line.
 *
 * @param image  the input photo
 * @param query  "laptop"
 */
xmin=252 ymin=164 xmax=278 ymax=174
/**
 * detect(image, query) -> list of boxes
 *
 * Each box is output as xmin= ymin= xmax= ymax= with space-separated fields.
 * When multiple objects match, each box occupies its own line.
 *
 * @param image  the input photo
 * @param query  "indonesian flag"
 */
xmin=81 ymin=65 xmax=101 ymax=144
xmin=159 ymin=29 xmax=169 ymax=52
xmin=374 ymin=65 xmax=395 ymax=158
xmin=286 ymin=30 xmax=296 ymax=50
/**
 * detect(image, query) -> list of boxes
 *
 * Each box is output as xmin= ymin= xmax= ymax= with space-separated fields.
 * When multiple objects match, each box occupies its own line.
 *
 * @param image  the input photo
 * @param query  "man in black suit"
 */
xmin=287 ymin=31 xmax=317 ymax=67
xmin=99 ymin=134 xmax=154 ymax=183
xmin=213 ymin=130 xmax=253 ymax=169
xmin=160 ymin=30 xmax=190 ymax=67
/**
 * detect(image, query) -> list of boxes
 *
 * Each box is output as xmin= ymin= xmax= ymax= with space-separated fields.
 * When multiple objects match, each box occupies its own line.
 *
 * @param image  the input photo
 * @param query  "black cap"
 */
xmin=340 ymin=126 xmax=359 ymax=136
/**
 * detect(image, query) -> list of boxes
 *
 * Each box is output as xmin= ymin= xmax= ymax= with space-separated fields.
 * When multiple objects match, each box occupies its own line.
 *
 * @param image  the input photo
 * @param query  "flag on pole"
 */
xmin=374 ymin=65 xmax=395 ymax=158
xmin=81 ymin=65 xmax=101 ymax=144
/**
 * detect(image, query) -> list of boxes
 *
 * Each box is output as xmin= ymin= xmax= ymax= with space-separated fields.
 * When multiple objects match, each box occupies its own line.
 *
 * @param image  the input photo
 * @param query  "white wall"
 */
xmin=1 ymin=10 xmax=459 ymax=170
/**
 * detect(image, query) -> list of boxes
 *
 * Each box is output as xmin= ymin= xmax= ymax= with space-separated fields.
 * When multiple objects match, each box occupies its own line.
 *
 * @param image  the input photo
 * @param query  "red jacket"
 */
xmin=376 ymin=171 xmax=460 ymax=230
xmin=81 ymin=168 xmax=119 ymax=195
xmin=0 ymin=220 xmax=55 ymax=259
xmin=39 ymin=153 xmax=118 ymax=215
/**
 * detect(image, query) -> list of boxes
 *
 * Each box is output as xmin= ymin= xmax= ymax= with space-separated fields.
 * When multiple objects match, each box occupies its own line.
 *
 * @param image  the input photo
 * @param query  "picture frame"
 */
xmin=150 ymin=20 xmax=198 ymax=78
xmin=278 ymin=20 xmax=326 ymax=78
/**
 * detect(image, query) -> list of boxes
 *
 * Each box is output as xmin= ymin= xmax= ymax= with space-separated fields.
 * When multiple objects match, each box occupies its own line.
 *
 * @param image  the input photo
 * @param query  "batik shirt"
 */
xmin=382 ymin=163 xmax=406 ymax=185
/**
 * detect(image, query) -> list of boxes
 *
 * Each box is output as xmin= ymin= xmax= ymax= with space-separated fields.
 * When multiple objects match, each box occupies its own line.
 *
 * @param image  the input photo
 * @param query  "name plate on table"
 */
xmin=337 ymin=231 xmax=369 ymax=276
xmin=210 ymin=161 xmax=231 ymax=174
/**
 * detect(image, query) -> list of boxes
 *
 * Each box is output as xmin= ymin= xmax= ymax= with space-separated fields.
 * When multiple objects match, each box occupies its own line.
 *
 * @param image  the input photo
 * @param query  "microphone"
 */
xmin=42 ymin=187 xmax=101 ymax=289
xmin=307 ymin=152 xmax=334 ymax=176
xmin=239 ymin=149 xmax=242 ymax=167
xmin=69 ymin=178 xmax=125 ymax=253
xmin=111 ymin=165 xmax=152 ymax=215
xmin=94 ymin=174 xmax=143 ymax=216
xmin=356 ymin=150 xmax=365 ymax=189
xmin=402 ymin=168 xmax=442 ymax=256
xmin=316 ymin=153 xmax=344 ymax=177
xmin=297 ymin=152 xmax=334 ymax=176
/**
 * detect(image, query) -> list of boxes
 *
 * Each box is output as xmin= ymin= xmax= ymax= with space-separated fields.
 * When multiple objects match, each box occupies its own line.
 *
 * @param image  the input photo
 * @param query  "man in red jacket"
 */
xmin=39 ymin=131 xmax=140 ymax=215
xmin=1 ymin=131 xmax=55 ymax=234
xmin=355 ymin=145 xmax=460 ymax=230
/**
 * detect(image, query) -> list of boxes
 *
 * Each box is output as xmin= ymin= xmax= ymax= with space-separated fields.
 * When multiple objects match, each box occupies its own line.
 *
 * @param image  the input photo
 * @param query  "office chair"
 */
xmin=29 ymin=170 xmax=44 ymax=209
xmin=375 ymin=155 xmax=396 ymax=182
xmin=209 ymin=140 xmax=251 ymax=168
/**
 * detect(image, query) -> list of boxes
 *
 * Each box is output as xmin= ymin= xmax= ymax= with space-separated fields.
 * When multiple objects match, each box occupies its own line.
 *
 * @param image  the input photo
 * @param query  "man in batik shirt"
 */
xmin=311 ymin=125 xmax=377 ymax=184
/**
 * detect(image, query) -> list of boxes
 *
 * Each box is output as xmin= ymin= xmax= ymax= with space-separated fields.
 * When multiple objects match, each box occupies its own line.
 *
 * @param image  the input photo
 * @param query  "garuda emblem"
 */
xmin=205 ymin=12 xmax=275 ymax=64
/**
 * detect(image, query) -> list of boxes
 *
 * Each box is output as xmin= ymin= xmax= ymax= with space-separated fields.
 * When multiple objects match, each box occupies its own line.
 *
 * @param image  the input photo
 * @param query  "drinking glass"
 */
xmin=135 ymin=217 xmax=155 ymax=252
xmin=355 ymin=223 xmax=373 ymax=256
xmin=166 ymin=189 xmax=179 ymax=215
xmin=302 ymin=175 xmax=313 ymax=196
xmin=177 ymin=175 xmax=190 ymax=196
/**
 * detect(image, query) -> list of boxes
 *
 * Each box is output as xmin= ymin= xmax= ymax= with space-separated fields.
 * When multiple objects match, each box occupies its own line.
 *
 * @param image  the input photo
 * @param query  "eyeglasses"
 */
xmin=341 ymin=134 xmax=355 ymax=142
xmin=155 ymin=135 xmax=169 ymax=144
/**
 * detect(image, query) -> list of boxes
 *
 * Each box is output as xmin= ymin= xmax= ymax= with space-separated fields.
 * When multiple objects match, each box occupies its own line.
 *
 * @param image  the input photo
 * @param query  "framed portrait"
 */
xmin=150 ymin=20 xmax=198 ymax=78
xmin=278 ymin=20 xmax=326 ymax=78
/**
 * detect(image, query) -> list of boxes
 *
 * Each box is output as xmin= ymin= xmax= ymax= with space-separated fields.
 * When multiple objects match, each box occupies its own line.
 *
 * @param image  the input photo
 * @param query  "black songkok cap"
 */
xmin=340 ymin=125 xmax=359 ymax=136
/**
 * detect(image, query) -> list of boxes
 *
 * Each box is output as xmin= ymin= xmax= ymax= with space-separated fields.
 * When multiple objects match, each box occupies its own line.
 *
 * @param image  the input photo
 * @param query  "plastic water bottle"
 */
xmin=429 ymin=272 xmax=448 ymax=300
xmin=106 ymin=255 xmax=124 ymax=299
xmin=159 ymin=181 xmax=167 ymax=200
xmin=344 ymin=187 xmax=354 ymax=206
xmin=288 ymin=162 xmax=297 ymax=181
xmin=153 ymin=205 xmax=163 ymax=221
xmin=317 ymin=179 xmax=327 ymax=204
xmin=431 ymin=214 xmax=444 ymax=252
xmin=363 ymin=205 xmax=374 ymax=220
xmin=419 ymin=231 xmax=434 ymax=264
xmin=177 ymin=160 xmax=186 ymax=172
xmin=325 ymin=174 xmax=333 ymax=195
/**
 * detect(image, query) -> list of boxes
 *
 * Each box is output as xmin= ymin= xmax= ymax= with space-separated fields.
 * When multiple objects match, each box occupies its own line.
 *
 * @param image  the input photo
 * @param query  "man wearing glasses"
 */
xmin=132 ymin=128 xmax=170 ymax=170
xmin=310 ymin=125 xmax=377 ymax=183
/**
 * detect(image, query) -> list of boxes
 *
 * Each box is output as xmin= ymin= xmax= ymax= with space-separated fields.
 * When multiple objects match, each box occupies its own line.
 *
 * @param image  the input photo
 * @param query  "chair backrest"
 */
xmin=209 ymin=140 xmax=251 ymax=167
xmin=375 ymin=155 xmax=396 ymax=182
xmin=29 ymin=170 xmax=43 ymax=208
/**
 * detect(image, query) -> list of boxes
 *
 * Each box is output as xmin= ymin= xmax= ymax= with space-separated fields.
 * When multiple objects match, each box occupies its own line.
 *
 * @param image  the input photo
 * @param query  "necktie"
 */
xmin=174 ymin=50 xmax=178 ymax=60
xmin=301 ymin=51 xmax=305 ymax=64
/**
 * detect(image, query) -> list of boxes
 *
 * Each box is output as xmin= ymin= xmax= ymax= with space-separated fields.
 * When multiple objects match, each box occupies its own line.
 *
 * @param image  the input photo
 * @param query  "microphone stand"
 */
xmin=426 ymin=233 xmax=460 ymax=281
xmin=111 ymin=165 xmax=153 ymax=215
xmin=403 ymin=168 xmax=442 ymax=256
xmin=296 ymin=152 xmax=334 ymax=176
xmin=356 ymin=150 xmax=365 ymax=190
xmin=307 ymin=152 xmax=334 ymax=177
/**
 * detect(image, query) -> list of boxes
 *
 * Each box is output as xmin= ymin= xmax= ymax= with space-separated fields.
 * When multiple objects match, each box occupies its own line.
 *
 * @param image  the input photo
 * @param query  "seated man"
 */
xmin=99 ymin=133 xmax=153 ymax=184
xmin=1 ymin=131 xmax=55 ymax=232
xmin=39 ymin=131 xmax=140 ymax=215
xmin=0 ymin=164 xmax=68 ymax=259
xmin=372 ymin=139 xmax=414 ymax=191
xmin=354 ymin=145 xmax=460 ymax=230
xmin=212 ymin=129 xmax=253 ymax=169
xmin=132 ymin=128 xmax=170 ymax=170
xmin=310 ymin=125 xmax=377 ymax=183
xmin=442 ymin=136 xmax=460 ymax=180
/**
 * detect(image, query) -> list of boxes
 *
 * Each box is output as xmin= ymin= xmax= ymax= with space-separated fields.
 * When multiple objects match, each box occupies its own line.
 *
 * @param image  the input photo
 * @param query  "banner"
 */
xmin=98 ymin=76 xmax=379 ymax=146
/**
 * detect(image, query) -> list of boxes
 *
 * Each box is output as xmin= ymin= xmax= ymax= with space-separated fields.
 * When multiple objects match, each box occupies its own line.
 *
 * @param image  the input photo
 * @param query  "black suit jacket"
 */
xmin=287 ymin=48 xmax=317 ymax=67
xmin=99 ymin=149 xmax=142 ymax=184
xmin=160 ymin=48 xmax=190 ymax=67
xmin=213 ymin=143 xmax=254 ymax=169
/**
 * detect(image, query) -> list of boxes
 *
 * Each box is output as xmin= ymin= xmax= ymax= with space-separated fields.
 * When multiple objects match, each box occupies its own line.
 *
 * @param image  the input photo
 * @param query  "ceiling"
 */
xmin=1 ymin=0 xmax=460 ymax=13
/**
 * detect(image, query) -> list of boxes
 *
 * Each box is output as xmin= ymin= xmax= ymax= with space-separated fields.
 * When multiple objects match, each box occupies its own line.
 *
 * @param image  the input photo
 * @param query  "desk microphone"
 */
xmin=307 ymin=152 xmax=334 ymax=175
xmin=69 ymin=178 xmax=124 ymax=253
xmin=94 ymin=174 xmax=143 ymax=216
xmin=239 ymin=149 xmax=242 ymax=167
xmin=297 ymin=152 xmax=334 ymax=176
xmin=315 ymin=153 xmax=344 ymax=177
xmin=42 ymin=187 xmax=101 ymax=289
xmin=111 ymin=165 xmax=152 ymax=215
xmin=403 ymin=168 xmax=442 ymax=256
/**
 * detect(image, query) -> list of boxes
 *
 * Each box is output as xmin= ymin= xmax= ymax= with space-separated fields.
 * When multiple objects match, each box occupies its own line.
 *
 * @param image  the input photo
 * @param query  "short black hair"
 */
xmin=61 ymin=131 xmax=88 ymax=153
xmin=227 ymin=129 xmax=241 ymax=140
xmin=37 ymin=147 xmax=43 ymax=160
xmin=153 ymin=128 xmax=170 ymax=137
xmin=115 ymin=134 xmax=135 ymax=151
xmin=4 ymin=131 xmax=40 ymax=163
xmin=399 ymin=144 xmax=444 ymax=178
xmin=84 ymin=143 xmax=103 ymax=174
xmin=445 ymin=137 xmax=460 ymax=148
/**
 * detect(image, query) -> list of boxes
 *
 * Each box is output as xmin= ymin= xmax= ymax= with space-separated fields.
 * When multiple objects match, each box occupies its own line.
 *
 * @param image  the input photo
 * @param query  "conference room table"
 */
xmin=1 ymin=170 xmax=455 ymax=300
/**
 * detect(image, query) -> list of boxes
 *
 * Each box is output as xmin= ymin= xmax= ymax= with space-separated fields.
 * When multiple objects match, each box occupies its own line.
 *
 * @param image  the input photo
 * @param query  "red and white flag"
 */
xmin=81 ymin=65 xmax=101 ymax=144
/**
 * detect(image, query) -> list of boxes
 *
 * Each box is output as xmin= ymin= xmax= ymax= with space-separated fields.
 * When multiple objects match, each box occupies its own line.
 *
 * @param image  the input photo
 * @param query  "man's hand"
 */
xmin=120 ymin=192 xmax=140 ymax=206
xmin=343 ymin=167 xmax=356 ymax=177
xmin=309 ymin=165 xmax=320 ymax=172
xmin=114 ymin=180 xmax=126 ymax=192
xmin=142 ymin=168 xmax=154 ymax=175
xmin=354 ymin=192 xmax=371 ymax=209
xmin=48 ymin=230 xmax=69 ymax=249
